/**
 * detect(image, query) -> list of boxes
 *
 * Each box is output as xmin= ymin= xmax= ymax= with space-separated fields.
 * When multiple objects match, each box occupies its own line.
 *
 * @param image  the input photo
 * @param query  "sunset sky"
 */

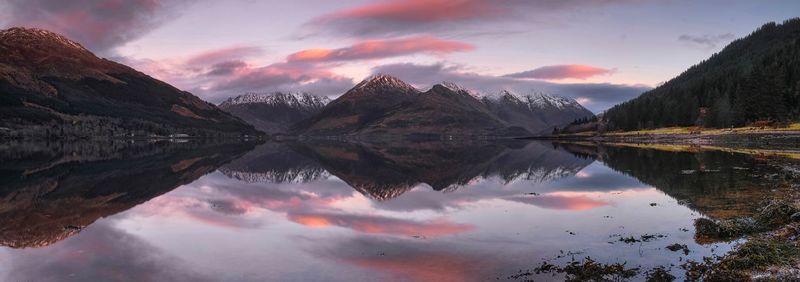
xmin=1 ymin=0 xmax=798 ymax=112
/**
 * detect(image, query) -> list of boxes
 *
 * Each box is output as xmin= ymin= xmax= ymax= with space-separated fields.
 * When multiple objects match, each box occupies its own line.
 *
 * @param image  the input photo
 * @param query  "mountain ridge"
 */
xmin=0 ymin=27 xmax=259 ymax=138
xmin=219 ymin=92 xmax=330 ymax=135
xmin=281 ymin=74 xmax=593 ymax=137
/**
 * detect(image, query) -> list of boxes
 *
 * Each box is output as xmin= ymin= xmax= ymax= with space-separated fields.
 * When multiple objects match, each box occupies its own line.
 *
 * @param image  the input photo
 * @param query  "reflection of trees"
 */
xmin=0 ymin=140 xmax=255 ymax=248
xmin=589 ymin=144 xmax=787 ymax=219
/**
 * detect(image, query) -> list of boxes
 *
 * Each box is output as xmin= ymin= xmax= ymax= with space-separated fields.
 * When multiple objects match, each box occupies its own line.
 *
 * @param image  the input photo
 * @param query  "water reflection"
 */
xmin=0 ymin=140 xmax=256 ymax=248
xmin=596 ymin=145 xmax=794 ymax=219
xmin=222 ymin=140 xmax=593 ymax=200
xmin=0 ymin=140 xmax=796 ymax=281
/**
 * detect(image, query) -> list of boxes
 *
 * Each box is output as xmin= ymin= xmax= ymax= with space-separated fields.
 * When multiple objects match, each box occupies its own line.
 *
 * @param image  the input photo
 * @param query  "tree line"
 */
xmin=604 ymin=19 xmax=800 ymax=131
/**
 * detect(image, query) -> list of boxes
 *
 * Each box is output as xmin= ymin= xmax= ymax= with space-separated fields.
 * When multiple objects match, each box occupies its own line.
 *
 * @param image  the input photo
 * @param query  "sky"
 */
xmin=1 ymin=0 xmax=798 ymax=112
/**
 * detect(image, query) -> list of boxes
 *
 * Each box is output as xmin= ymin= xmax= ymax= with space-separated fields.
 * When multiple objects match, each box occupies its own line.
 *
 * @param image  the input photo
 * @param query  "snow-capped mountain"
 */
xmin=350 ymin=73 xmax=419 ymax=94
xmin=291 ymin=75 xmax=595 ymax=137
xmin=292 ymin=75 xmax=530 ymax=137
xmin=0 ymin=27 xmax=88 ymax=51
xmin=220 ymin=92 xmax=330 ymax=109
xmin=524 ymin=92 xmax=583 ymax=110
xmin=218 ymin=166 xmax=329 ymax=184
xmin=219 ymin=92 xmax=330 ymax=134
xmin=480 ymin=90 xmax=584 ymax=111
xmin=440 ymin=81 xmax=480 ymax=97
xmin=481 ymin=90 xmax=595 ymax=134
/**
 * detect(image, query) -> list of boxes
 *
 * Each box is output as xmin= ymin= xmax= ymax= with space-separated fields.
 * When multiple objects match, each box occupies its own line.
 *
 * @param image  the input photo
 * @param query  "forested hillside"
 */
xmin=605 ymin=18 xmax=800 ymax=131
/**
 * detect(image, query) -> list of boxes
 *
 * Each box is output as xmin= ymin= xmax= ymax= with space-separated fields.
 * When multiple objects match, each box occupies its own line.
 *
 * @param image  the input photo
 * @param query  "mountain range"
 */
xmin=0 ymin=27 xmax=258 ymax=139
xmin=222 ymin=75 xmax=593 ymax=137
xmin=218 ymin=92 xmax=329 ymax=135
xmin=481 ymin=90 xmax=594 ymax=134
xmin=0 ymin=27 xmax=594 ymax=139
xmin=0 ymin=140 xmax=255 ymax=248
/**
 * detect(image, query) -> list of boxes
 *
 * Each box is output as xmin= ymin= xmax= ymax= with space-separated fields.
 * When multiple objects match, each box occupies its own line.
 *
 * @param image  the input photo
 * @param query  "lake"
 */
xmin=0 ymin=139 xmax=797 ymax=281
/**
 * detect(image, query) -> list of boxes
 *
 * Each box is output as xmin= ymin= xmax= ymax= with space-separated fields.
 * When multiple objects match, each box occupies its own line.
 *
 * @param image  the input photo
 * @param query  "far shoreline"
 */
xmin=524 ymin=123 xmax=800 ymax=151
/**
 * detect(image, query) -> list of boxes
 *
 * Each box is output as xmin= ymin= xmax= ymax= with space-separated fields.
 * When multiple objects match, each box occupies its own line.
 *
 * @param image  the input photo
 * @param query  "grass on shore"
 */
xmin=603 ymin=142 xmax=800 ymax=160
xmin=617 ymin=122 xmax=800 ymax=136
xmin=557 ymin=122 xmax=800 ymax=137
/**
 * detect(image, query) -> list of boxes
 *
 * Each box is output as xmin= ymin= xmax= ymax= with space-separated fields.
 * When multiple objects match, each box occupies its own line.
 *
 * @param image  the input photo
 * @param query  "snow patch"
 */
xmin=0 ymin=27 xmax=88 ymax=51
xmin=482 ymin=89 xmax=583 ymax=111
xmin=220 ymin=92 xmax=330 ymax=108
xmin=353 ymin=74 xmax=418 ymax=93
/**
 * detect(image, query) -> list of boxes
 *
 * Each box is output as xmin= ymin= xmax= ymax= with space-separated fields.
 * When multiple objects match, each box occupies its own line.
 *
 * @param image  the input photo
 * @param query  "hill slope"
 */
xmin=291 ymin=75 xmax=420 ymax=136
xmin=604 ymin=19 xmax=800 ymax=131
xmin=0 ymin=27 xmax=259 ymax=138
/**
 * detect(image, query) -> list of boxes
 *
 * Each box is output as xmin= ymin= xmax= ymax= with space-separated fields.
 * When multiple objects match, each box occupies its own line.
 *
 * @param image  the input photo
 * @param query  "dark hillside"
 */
xmin=605 ymin=19 xmax=800 ymax=130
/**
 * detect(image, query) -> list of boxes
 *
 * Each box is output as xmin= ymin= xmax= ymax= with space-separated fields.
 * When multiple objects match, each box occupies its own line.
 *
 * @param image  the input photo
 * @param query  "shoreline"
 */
xmin=525 ymin=128 xmax=800 ymax=151
xmin=520 ymin=132 xmax=800 ymax=280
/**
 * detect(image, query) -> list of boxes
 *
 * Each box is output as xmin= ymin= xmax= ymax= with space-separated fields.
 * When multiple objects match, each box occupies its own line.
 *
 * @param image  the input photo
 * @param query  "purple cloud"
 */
xmin=678 ymin=33 xmax=736 ymax=49
xmin=206 ymin=60 xmax=248 ymax=76
xmin=5 ymin=221 xmax=211 ymax=281
xmin=305 ymin=0 xmax=638 ymax=38
xmin=186 ymin=46 xmax=265 ymax=66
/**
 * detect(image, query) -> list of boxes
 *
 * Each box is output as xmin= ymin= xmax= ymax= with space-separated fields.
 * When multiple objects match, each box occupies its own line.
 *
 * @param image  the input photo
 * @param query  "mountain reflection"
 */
xmin=0 ymin=140 xmax=256 ymax=248
xmin=219 ymin=140 xmax=797 ymax=221
xmin=218 ymin=142 xmax=329 ymax=183
xmin=1 ymin=139 xmax=793 ymax=253
xmin=3 ymin=139 xmax=797 ymax=281
xmin=220 ymin=140 xmax=594 ymax=200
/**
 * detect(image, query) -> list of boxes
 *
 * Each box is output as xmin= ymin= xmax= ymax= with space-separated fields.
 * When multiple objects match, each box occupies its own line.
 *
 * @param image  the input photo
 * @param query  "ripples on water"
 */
xmin=0 ymin=140 xmax=795 ymax=281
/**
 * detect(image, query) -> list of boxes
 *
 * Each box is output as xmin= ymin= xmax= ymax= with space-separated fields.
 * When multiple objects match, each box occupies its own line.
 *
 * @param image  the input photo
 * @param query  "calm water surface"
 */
xmin=0 ymin=140 xmax=796 ymax=281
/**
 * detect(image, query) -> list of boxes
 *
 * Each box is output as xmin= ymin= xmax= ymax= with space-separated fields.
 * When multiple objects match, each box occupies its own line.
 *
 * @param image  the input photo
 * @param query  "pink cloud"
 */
xmin=209 ymin=61 xmax=351 ymax=94
xmin=344 ymin=253 xmax=480 ymax=282
xmin=121 ymin=44 xmax=355 ymax=101
xmin=504 ymin=65 xmax=615 ymax=80
xmin=319 ymin=0 xmax=500 ymax=23
xmin=186 ymin=46 xmax=264 ymax=66
xmin=507 ymin=193 xmax=610 ymax=211
xmin=308 ymin=0 xmax=637 ymax=38
xmin=287 ymin=36 xmax=474 ymax=63
xmin=288 ymin=212 xmax=474 ymax=237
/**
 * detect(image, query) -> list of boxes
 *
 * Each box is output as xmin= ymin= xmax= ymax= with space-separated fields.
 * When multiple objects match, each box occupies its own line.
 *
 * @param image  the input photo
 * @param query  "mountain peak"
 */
xmin=0 ymin=27 xmax=90 ymax=53
xmin=439 ymin=81 xmax=479 ymax=96
xmin=353 ymin=74 xmax=418 ymax=93
xmin=0 ymin=27 xmax=130 ymax=91
xmin=482 ymin=89 xmax=520 ymax=102
xmin=441 ymin=81 xmax=464 ymax=92
xmin=499 ymin=89 xmax=517 ymax=98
